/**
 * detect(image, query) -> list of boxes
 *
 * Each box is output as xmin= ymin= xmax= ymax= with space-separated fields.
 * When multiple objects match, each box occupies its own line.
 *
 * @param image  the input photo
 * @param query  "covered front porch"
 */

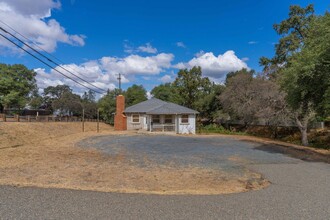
xmin=147 ymin=114 xmax=177 ymax=133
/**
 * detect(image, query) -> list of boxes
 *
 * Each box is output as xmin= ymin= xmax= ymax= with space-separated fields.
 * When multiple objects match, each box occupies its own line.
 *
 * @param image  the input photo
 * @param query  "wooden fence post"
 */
xmin=97 ymin=109 xmax=100 ymax=133
xmin=16 ymin=114 xmax=20 ymax=122
xmin=82 ymin=109 xmax=85 ymax=132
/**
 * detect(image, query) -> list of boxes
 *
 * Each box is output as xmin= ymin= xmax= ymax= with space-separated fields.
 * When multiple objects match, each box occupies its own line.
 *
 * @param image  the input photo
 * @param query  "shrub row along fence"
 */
xmin=0 ymin=114 xmax=100 ymax=123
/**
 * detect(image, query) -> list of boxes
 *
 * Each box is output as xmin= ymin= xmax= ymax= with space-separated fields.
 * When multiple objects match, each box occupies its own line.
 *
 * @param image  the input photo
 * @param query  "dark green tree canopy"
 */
xmin=225 ymin=68 xmax=254 ymax=85
xmin=125 ymin=84 xmax=147 ymax=107
xmin=82 ymin=89 xmax=96 ymax=103
xmin=98 ymin=88 xmax=121 ymax=124
xmin=43 ymin=85 xmax=72 ymax=99
xmin=150 ymin=83 xmax=181 ymax=104
xmin=262 ymin=4 xmax=329 ymax=146
xmin=260 ymin=4 xmax=315 ymax=77
xmin=42 ymin=85 xmax=72 ymax=111
xmin=52 ymin=91 xmax=82 ymax=116
xmin=173 ymin=66 xmax=212 ymax=109
xmin=281 ymin=12 xmax=330 ymax=118
xmin=0 ymin=63 xmax=37 ymax=110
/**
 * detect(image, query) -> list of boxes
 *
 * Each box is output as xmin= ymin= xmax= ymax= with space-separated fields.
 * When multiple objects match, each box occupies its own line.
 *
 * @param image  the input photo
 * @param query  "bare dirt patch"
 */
xmin=0 ymin=123 xmax=269 ymax=195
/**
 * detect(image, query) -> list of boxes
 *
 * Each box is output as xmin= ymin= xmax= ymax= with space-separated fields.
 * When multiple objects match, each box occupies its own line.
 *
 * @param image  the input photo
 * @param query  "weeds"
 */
xmin=198 ymin=124 xmax=246 ymax=135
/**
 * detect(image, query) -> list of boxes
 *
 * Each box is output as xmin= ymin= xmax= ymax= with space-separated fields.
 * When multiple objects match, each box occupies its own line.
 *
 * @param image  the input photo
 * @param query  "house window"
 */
xmin=132 ymin=114 xmax=140 ymax=123
xmin=152 ymin=115 xmax=160 ymax=123
xmin=165 ymin=115 xmax=173 ymax=124
xmin=181 ymin=115 xmax=189 ymax=124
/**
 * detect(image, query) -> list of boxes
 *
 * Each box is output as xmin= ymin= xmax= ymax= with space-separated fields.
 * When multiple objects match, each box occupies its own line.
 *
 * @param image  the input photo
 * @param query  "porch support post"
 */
xmin=175 ymin=114 xmax=177 ymax=133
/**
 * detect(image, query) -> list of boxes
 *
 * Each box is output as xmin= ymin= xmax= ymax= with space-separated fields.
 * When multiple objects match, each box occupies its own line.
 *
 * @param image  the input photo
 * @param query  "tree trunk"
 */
xmin=295 ymin=116 xmax=309 ymax=146
xmin=300 ymin=128 xmax=308 ymax=146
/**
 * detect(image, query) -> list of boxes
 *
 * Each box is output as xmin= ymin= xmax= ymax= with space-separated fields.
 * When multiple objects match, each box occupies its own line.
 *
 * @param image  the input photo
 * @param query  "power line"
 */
xmin=0 ymin=25 xmax=107 ymax=93
xmin=0 ymin=20 xmax=94 ymax=80
xmin=0 ymin=20 xmax=64 ymax=65
xmin=0 ymin=32 xmax=105 ymax=95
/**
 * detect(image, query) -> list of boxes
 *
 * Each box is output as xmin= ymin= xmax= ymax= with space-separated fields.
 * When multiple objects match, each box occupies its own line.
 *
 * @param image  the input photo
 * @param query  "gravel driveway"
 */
xmin=1 ymin=134 xmax=329 ymax=219
xmin=78 ymin=134 xmax=299 ymax=171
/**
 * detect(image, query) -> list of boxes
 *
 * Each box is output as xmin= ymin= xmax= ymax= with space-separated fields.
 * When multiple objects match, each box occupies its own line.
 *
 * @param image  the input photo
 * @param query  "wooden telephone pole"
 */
xmin=117 ymin=73 xmax=122 ymax=93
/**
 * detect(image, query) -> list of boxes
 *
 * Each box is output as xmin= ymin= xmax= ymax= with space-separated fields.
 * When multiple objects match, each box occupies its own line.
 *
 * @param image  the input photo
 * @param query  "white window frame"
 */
xmin=181 ymin=114 xmax=189 ymax=124
xmin=132 ymin=114 xmax=140 ymax=123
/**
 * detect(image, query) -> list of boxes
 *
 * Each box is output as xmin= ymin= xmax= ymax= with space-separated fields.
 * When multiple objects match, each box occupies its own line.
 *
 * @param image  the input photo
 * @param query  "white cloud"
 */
xmin=146 ymin=91 xmax=152 ymax=99
xmin=195 ymin=50 xmax=205 ymax=57
xmin=124 ymin=42 xmax=158 ymax=54
xmin=242 ymin=57 xmax=249 ymax=61
xmin=35 ymin=53 xmax=174 ymax=95
xmin=160 ymin=74 xmax=172 ymax=83
xmin=176 ymin=42 xmax=186 ymax=48
xmin=0 ymin=0 xmax=85 ymax=53
xmin=101 ymin=53 xmax=174 ymax=75
xmin=35 ymin=66 xmax=117 ymax=97
xmin=137 ymin=43 xmax=158 ymax=54
xmin=123 ymin=41 xmax=134 ymax=53
xmin=248 ymin=41 xmax=258 ymax=45
xmin=174 ymin=50 xmax=248 ymax=81
xmin=173 ymin=62 xmax=186 ymax=69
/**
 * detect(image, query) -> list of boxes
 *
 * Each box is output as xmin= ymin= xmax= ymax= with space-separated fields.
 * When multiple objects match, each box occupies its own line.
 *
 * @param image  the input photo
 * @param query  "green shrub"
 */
xmin=198 ymin=124 xmax=246 ymax=135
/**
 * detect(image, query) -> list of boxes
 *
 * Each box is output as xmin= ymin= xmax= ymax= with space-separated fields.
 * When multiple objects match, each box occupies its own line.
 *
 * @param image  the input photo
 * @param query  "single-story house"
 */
xmin=123 ymin=98 xmax=199 ymax=134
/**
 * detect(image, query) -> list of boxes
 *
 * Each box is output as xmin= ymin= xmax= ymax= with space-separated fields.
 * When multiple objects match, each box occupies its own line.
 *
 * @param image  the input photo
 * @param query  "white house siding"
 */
xmin=126 ymin=113 xmax=196 ymax=134
xmin=126 ymin=113 xmax=146 ymax=130
xmin=178 ymin=114 xmax=196 ymax=134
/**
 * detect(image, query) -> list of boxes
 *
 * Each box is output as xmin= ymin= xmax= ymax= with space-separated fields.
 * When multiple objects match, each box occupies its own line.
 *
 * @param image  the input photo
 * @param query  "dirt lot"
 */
xmin=0 ymin=122 xmax=273 ymax=195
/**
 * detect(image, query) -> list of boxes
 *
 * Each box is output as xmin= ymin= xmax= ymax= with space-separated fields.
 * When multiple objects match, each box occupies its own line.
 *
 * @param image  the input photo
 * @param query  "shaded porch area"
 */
xmin=148 ymin=114 xmax=177 ymax=133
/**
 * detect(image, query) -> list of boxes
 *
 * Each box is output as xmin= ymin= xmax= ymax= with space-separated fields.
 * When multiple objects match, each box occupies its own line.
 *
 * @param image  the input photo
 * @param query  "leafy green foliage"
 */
xmin=259 ymin=4 xmax=330 ymax=146
xmin=198 ymin=124 xmax=246 ymax=135
xmin=125 ymin=84 xmax=147 ymax=107
xmin=82 ymin=89 xmax=96 ymax=103
xmin=194 ymin=83 xmax=225 ymax=120
xmin=225 ymin=68 xmax=254 ymax=85
xmin=173 ymin=66 xmax=212 ymax=109
xmin=82 ymin=90 xmax=97 ymax=118
xmin=260 ymin=4 xmax=315 ymax=78
xmin=52 ymin=91 xmax=82 ymax=116
xmin=0 ymin=64 xmax=37 ymax=110
xmin=97 ymin=89 xmax=121 ymax=124
xmin=281 ymin=11 xmax=330 ymax=119
xmin=151 ymin=83 xmax=182 ymax=104
xmin=43 ymin=85 xmax=72 ymax=111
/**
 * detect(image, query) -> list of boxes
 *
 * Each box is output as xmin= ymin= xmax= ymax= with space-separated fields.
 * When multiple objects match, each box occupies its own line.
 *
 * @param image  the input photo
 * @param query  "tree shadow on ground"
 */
xmin=254 ymin=144 xmax=330 ymax=164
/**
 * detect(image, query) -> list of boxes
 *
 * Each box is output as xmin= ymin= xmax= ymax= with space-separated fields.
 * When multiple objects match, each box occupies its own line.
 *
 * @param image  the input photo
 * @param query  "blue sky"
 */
xmin=0 ymin=0 xmax=329 ymax=96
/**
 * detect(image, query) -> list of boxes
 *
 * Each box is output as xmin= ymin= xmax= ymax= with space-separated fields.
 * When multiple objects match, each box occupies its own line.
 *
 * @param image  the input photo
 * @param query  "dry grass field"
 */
xmin=0 ymin=122 xmax=269 ymax=195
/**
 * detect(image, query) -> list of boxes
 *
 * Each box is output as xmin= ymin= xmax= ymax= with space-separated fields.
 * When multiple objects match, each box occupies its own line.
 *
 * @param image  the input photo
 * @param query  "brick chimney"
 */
xmin=114 ymin=95 xmax=127 ymax=131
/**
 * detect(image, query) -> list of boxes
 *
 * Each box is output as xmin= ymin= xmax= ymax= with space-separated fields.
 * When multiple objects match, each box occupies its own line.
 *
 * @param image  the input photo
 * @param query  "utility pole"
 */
xmin=117 ymin=73 xmax=122 ymax=93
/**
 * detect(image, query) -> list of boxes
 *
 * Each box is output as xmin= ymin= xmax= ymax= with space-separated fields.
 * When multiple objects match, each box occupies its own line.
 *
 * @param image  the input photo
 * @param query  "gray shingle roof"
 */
xmin=124 ymin=98 xmax=199 ymax=114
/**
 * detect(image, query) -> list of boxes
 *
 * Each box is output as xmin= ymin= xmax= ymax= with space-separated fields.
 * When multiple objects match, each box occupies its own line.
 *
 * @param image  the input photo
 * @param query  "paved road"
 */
xmin=1 ymin=136 xmax=329 ymax=219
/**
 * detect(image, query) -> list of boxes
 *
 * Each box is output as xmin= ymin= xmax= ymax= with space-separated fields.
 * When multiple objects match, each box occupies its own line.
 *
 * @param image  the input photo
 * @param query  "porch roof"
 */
xmin=124 ymin=98 xmax=198 ymax=115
